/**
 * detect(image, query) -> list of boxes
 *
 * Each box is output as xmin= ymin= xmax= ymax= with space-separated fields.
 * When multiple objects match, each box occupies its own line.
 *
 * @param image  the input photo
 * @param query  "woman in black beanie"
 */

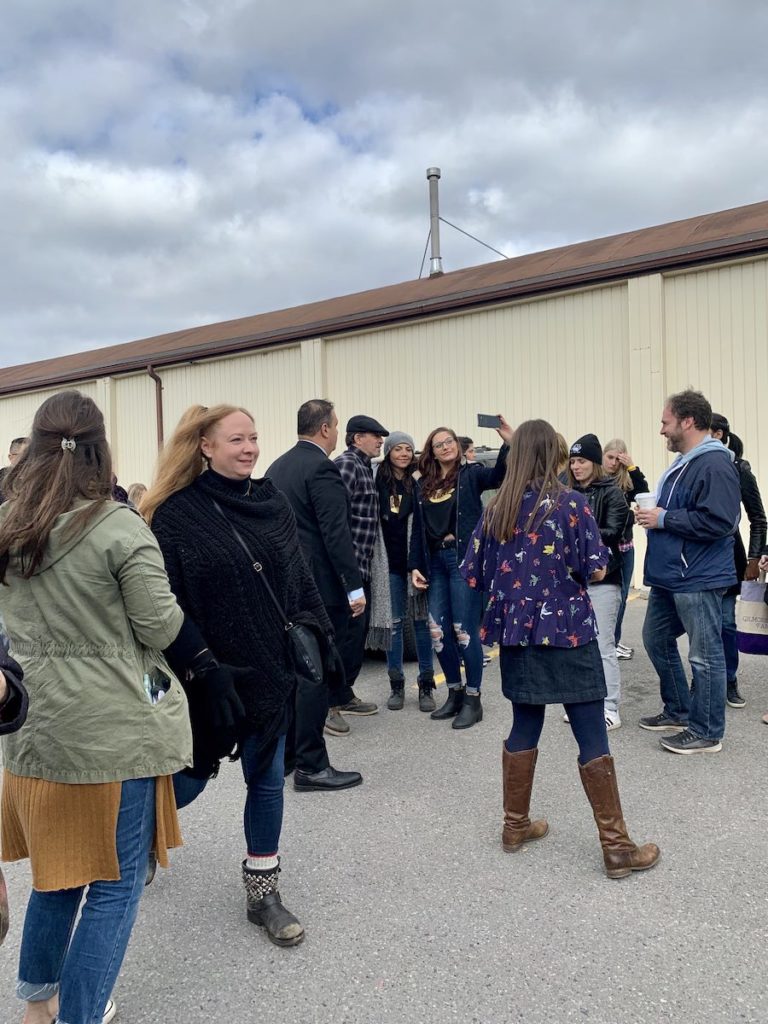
xmin=568 ymin=434 xmax=628 ymax=731
xmin=142 ymin=404 xmax=335 ymax=948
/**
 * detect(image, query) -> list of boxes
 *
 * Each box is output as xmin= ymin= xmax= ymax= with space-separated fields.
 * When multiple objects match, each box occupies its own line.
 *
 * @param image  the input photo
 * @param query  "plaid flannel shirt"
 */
xmin=334 ymin=446 xmax=379 ymax=582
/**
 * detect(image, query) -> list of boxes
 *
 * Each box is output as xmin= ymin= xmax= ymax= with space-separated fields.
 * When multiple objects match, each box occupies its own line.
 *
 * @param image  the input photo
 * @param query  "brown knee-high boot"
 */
xmin=578 ymin=755 xmax=660 ymax=879
xmin=502 ymin=746 xmax=549 ymax=852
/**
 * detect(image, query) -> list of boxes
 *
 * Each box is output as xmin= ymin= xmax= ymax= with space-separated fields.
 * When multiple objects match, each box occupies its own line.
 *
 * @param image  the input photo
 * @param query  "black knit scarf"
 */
xmin=152 ymin=470 xmax=329 ymax=736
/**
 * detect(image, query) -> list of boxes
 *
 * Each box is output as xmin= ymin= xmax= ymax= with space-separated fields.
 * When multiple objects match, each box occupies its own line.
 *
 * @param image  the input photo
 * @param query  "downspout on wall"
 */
xmin=146 ymin=364 xmax=164 ymax=451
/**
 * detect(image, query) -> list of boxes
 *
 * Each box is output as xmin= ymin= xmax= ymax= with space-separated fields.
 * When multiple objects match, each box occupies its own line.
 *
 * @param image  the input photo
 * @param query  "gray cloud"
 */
xmin=0 ymin=1 xmax=767 ymax=366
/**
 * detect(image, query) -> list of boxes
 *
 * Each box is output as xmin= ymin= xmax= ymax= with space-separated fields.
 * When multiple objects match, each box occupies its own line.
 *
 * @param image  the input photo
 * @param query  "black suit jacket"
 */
xmin=267 ymin=441 xmax=363 ymax=608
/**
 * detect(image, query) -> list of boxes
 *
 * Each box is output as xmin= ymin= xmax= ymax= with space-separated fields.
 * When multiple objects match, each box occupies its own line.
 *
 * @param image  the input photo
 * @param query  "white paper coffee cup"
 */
xmin=635 ymin=493 xmax=656 ymax=510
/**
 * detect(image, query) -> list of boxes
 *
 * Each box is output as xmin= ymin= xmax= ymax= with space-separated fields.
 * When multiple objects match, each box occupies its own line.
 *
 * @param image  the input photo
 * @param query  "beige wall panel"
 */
xmin=154 ymin=345 xmax=303 ymax=477
xmin=110 ymin=374 xmax=157 ymax=487
xmin=324 ymin=283 xmax=630 ymax=452
xmin=663 ymin=257 xmax=768 ymax=523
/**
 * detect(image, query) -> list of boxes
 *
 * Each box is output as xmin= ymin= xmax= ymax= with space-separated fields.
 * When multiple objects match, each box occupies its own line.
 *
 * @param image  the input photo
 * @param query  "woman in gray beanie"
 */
xmin=376 ymin=432 xmax=436 ymax=711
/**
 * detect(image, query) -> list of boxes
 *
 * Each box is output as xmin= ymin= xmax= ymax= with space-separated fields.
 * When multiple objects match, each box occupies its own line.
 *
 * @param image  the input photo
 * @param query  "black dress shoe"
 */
xmin=293 ymin=766 xmax=363 ymax=792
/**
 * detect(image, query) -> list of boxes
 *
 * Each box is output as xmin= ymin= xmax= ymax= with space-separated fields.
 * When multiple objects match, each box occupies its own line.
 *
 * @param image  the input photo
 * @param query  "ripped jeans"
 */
xmin=427 ymin=547 xmax=484 ymax=693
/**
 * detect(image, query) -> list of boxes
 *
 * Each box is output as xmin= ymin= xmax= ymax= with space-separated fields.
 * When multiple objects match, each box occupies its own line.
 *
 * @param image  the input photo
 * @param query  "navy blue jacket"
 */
xmin=643 ymin=438 xmax=740 ymax=593
xmin=408 ymin=447 xmax=508 ymax=579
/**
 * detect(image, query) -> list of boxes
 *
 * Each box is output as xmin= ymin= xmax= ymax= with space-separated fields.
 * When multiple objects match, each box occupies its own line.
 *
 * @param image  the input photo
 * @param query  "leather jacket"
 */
xmin=573 ymin=477 xmax=628 ymax=583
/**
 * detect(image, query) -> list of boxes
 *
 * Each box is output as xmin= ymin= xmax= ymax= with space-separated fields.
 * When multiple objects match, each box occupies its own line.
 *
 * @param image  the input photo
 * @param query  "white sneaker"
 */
xmin=103 ymin=998 xmax=116 ymax=1024
xmin=605 ymin=712 xmax=622 ymax=732
xmin=616 ymin=643 xmax=633 ymax=660
xmin=562 ymin=712 xmax=570 ymax=723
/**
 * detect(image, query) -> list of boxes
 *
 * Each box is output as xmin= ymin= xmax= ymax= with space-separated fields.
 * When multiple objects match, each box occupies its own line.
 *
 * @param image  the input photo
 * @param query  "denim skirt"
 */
xmin=500 ymin=640 xmax=607 ymax=705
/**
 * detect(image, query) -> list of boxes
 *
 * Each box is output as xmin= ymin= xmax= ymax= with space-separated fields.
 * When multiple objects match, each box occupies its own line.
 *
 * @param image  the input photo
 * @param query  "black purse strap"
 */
xmin=210 ymin=498 xmax=294 ymax=631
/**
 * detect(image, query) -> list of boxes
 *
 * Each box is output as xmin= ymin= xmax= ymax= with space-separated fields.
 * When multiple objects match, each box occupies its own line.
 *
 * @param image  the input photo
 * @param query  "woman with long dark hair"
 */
xmin=0 ymin=390 xmax=192 ymax=1024
xmin=409 ymin=419 xmax=512 ymax=730
xmin=602 ymin=439 xmax=649 ymax=660
xmin=568 ymin=435 xmax=629 ymax=731
xmin=143 ymin=403 xmax=335 ymax=948
xmin=461 ymin=419 xmax=659 ymax=878
xmin=375 ymin=432 xmax=435 ymax=711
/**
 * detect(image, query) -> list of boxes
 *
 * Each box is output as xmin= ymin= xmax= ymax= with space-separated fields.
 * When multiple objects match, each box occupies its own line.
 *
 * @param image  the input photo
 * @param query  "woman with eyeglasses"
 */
xmin=409 ymin=418 xmax=513 ymax=729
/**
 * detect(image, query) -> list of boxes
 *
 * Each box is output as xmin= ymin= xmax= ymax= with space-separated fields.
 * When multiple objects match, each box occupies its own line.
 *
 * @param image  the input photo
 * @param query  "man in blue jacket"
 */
xmin=635 ymin=389 xmax=741 ymax=754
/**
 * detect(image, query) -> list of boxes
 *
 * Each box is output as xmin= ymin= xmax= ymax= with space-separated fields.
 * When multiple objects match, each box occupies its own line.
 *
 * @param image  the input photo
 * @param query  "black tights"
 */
xmin=505 ymin=699 xmax=610 ymax=765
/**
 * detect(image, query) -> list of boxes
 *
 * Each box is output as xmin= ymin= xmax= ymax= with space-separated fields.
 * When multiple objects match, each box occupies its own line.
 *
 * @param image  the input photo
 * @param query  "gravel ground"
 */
xmin=1 ymin=595 xmax=766 ymax=1024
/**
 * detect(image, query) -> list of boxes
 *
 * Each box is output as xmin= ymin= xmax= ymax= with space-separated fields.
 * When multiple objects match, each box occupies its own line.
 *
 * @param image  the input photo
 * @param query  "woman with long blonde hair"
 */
xmin=143 ymin=403 xmax=334 ymax=947
xmin=602 ymin=438 xmax=649 ymax=659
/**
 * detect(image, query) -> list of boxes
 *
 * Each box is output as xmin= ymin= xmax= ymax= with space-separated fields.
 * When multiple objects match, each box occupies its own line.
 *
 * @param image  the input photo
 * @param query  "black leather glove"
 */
xmin=188 ymin=653 xmax=246 ymax=743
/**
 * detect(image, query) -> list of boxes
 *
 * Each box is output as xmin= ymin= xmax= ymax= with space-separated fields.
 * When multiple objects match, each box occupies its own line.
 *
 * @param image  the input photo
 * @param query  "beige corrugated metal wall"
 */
xmin=324 ymin=283 xmax=630 ymax=451
xmin=1 ymin=256 xmax=766 ymax=576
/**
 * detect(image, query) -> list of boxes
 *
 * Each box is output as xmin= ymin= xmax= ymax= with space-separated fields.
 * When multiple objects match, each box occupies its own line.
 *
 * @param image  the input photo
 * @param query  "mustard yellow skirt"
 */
xmin=1 ymin=772 xmax=182 ymax=892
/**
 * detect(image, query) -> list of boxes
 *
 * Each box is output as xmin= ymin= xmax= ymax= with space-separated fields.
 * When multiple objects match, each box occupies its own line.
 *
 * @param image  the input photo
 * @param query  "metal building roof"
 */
xmin=2 ymin=198 xmax=768 ymax=397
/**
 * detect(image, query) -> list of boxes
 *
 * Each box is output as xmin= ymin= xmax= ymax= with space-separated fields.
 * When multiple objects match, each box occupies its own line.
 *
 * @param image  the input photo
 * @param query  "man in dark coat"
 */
xmin=267 ymin=399 xmax=370 ymax=791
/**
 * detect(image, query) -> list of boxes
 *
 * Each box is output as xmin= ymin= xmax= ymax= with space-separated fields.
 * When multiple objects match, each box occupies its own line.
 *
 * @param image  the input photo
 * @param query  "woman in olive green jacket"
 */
xmin=0 ymin=391 xmax=192 ymax=1024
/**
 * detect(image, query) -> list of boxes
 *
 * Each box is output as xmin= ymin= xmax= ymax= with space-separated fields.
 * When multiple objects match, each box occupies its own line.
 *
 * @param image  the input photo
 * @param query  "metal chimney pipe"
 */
xmin=426 ymin=167 xmax=444 ymax=276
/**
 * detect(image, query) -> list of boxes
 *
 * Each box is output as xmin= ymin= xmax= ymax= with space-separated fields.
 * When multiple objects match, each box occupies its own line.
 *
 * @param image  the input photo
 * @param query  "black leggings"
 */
xmin=505 ymin=699 xmax=609 ymax=765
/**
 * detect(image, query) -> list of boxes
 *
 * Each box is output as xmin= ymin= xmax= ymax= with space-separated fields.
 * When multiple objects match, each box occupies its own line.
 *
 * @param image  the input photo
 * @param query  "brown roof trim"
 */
xmin=2 ymin=199 xmax=768 ymax=397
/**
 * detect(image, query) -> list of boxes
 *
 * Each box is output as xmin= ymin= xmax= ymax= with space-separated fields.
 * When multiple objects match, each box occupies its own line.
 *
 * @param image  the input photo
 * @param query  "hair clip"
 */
xmin=61 ymin=438 xmax=77 ymax=452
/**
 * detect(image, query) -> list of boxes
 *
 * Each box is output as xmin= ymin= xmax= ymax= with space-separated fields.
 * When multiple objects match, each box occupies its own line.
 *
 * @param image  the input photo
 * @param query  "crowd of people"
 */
xmin=0 ymin=385 xmax=765 ymax=1023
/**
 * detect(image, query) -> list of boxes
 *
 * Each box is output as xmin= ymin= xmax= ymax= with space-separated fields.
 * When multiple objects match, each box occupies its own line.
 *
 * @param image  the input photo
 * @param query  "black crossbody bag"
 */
xmin=211 ymin=500 xmax=325 ymax=686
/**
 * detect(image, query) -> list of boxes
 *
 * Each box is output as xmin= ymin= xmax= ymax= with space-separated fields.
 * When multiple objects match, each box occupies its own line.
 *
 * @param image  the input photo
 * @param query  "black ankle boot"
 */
xmin=452 ymin=692 xmax=483 ymax=730
xmin=417 ymin=678 xmax=436 ymax=712
xmin=387 ymin=670 xmax=405 ymax=710
xmin=430 ymin=686 xmax=465 ymax=720
xmin=387 ymin=684 xmax=405 ymax=710
xmin=145 ymin=850 xmax=157 ymax=887
xmin=242 ymin=859 xmax=305 ymax=947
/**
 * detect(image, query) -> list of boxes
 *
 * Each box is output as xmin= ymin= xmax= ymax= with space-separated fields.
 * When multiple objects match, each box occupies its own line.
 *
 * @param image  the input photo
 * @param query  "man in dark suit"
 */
xmin=267 ymin=399 xmax=373 ymax=791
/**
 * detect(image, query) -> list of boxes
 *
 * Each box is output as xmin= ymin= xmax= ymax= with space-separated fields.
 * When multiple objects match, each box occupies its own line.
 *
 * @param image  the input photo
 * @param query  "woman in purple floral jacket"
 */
xmin=460 ymin=419 xmax=659 ymax=880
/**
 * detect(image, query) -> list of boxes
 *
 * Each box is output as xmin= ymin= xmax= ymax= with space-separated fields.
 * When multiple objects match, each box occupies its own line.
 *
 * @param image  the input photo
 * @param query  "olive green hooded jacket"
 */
xmin=0 ymin=501 xmax=192 ymax=783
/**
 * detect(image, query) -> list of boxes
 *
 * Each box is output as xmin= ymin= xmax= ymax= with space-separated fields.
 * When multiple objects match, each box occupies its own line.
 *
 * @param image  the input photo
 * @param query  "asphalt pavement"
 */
xmin=1 ymin=596 xmax=766 ymax=1024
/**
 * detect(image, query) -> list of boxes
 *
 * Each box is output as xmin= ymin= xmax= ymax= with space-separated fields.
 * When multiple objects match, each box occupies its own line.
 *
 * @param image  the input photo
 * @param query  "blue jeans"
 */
xmin=173 ymin=733 xmax=285 ymax=855
xmin=17 ymin=777 xmax=156 ymax=1024
xmin=615 ymin=547 xmax=635 ymax=645
xmin=386 ymin=572 xmax=434 ymax=678
xmin=642 ymin=587 xmax=727 ymax=741
xmin=427 ymin=548 xmax=484 ymax=693
xmin=721 ymin=593 xmax=739 ymax=684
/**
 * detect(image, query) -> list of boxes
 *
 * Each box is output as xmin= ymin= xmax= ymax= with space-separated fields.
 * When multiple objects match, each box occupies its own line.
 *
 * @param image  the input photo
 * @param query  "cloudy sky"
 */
xmin=1 ymin=0 xmax=767 ymax=368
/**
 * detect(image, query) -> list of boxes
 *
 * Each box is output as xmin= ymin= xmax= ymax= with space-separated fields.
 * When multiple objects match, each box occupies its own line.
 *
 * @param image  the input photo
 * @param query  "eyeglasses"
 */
xmin=432 ymin=438 xmax=457 ymax=451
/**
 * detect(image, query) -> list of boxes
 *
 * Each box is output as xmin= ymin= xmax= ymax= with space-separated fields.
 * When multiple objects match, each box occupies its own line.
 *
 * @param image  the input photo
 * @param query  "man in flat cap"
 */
xmin=331 ymin=414 xmax=389 ymax=725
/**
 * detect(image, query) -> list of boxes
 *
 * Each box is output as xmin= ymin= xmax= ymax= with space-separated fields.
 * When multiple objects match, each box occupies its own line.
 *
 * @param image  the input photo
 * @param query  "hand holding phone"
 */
xmin=477 ymin=413 xmax=502 ymax=429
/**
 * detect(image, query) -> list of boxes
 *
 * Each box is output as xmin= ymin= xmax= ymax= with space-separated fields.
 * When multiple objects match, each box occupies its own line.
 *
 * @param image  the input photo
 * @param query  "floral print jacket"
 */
xmin=460 ymin=488 xmax=608 ymax=648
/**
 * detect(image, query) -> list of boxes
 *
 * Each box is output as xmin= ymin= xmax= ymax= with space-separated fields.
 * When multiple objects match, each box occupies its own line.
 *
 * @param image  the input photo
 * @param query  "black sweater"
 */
xmin=617 ymin=465 xmax=650 ymax=544
xmin=152 ymin=470 xmax=331 ymax=736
